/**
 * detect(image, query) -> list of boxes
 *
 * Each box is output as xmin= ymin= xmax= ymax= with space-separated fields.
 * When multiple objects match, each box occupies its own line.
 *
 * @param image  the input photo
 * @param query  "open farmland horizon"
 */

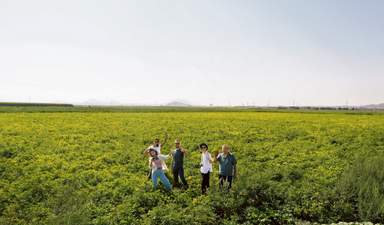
xmin=1 ymin=110 xmax=384 ymax=224
xmin=1 ymin=98 xmax=384 ymax=109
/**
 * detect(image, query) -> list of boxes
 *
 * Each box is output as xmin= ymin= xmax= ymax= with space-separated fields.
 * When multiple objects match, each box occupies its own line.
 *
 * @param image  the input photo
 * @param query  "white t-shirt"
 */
xmin=148 ymin=145 xmax=161 ymax=154
xmin=201 ymin=152 xmax=213 ymax=174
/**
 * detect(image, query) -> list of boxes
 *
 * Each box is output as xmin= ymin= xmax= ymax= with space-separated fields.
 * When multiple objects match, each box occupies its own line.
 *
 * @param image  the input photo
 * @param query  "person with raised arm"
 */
xmin=144 ymin=132 xmax=168 ymax=156
xmin=200 ymin=143 xmax=213 ymax=194
xmin=144 ymin=132 xmax=168 ymax=180
xmin=170 ymin=139 xmax=189 ymax=188
xmin=149 ymin=148 xmax=173 ymax=192
xmin=213 ymin=145 xmax=237 ymax=190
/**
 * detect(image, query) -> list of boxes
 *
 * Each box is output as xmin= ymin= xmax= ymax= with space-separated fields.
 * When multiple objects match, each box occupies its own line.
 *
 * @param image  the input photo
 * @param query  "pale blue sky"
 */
xmin=1 ymin=0 xmax=383 ymax=106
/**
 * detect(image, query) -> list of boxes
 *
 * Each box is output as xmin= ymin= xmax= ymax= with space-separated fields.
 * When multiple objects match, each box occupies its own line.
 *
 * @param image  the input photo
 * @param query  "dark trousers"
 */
xmin=173 ymin=167 xmax=189 ymax=188
xmin=201 ymin=172 xmax=210 ymax=194
xmin=219 ymin=174 xmax=233 ymax=190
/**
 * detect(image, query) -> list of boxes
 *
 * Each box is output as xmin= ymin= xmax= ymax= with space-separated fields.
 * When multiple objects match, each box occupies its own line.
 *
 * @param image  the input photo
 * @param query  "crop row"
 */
xmin=1 ymin=112 xmax=384 ymax=224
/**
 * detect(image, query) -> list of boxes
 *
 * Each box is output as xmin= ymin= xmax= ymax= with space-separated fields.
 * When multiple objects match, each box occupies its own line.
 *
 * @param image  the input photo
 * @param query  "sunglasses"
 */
xmin=201 ymin=146 xmax=207 ymax=149
xmin=175 ymin=143 xmax=180 ymax=144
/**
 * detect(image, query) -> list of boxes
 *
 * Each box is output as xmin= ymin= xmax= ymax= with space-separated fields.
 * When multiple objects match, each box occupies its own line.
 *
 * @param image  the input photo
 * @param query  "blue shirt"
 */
xmin=217 ymin=152 xmax=237 ymax=176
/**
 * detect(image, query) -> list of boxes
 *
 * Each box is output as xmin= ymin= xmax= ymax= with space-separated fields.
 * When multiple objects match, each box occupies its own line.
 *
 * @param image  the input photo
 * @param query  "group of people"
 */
xmin=143 ymin=132 xmax=237 ymax=193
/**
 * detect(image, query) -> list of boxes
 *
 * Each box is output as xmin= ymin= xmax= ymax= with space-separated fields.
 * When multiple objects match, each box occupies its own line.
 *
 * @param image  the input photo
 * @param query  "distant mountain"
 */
xmin=164 ymin=101 xmax=191 ymax=106
xmin=164 ymin=99 xmax=195 ymax=106
xmin=363 ymin=103 xmax=384 ymax=108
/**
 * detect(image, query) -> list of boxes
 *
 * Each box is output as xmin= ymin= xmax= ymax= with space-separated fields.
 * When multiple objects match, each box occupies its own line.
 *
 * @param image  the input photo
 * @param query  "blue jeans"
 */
xmin=173 ymin=167 xmax=189 ymax=188
xmin=152 ymin=169 xmax=172 ymax=192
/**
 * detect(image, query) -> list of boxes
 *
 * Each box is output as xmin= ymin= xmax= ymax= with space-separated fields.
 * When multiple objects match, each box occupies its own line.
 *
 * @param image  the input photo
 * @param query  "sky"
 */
xmin=1 ymin=0 xmax=383 ymax=106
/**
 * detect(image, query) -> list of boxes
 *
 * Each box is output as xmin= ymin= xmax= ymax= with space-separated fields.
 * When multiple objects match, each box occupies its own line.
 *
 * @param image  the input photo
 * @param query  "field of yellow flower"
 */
xmin=1 ymin=110 xmax=384 ymax=224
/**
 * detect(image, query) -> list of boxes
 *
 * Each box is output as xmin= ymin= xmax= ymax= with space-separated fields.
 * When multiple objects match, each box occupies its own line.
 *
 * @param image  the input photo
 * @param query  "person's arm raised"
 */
xmin=181 ymin=147 xmax=188 ymax=157
xmin=160 ymin=132 xmax=168 ymax=147
xmin=206 ymin=152 xmax=213 ymax=164
xmin=213 ymin=149 xmax=219 ymax=163
xmin=143 ymin=148 xmax=150 ymax=157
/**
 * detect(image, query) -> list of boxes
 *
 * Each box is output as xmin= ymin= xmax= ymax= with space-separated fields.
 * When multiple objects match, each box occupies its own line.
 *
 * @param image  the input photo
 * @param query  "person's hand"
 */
xmin=233 ymin=174 xmax=237 ymax=179
xmin=214 ymin=149 xmax=219 ymax=157
xmin=200 ymin=162 xmax=203 ymax=166
xmin=181 ymin=148 xmax=185 ymax=153
xmin=165 ymin=131 xmax=168 ymax=136
xmin=170 ymin=149 xmax=174 ymax=154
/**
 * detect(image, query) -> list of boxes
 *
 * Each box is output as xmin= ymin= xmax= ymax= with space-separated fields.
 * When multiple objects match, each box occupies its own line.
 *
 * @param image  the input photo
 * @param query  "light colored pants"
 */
xmin=152 ymin=169 xmax=172 ymax=192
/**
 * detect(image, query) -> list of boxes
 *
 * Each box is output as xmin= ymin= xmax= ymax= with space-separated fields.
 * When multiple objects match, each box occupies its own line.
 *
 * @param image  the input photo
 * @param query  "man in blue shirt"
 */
xmin=171 ymin=139 xmax=189 ymax=188
xmin=214 ymin=145 xmax=237 ymax=190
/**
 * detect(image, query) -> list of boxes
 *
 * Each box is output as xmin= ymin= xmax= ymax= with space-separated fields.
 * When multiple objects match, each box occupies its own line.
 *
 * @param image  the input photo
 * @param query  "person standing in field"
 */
xmin=144 ymin=132 xmax=168 ymax=180
xmin=200 ymin=143 xmax=213 ymax=194
xmin=143 ymin=132 xmax=168 ymax=156
xmin=214 ymin=145 xmax=237 ymax=190
xmin=170 ymin=139 xmax=189 ymax=188
xmin=149 ymin=148 xmax=173 ymax=192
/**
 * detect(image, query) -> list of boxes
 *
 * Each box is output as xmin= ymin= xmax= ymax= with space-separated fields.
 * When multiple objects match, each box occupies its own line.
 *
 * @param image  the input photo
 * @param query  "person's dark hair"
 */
xmin=153 ymin=138 xmax=160 ymax=147
xmin=200 ymin=143 xmax=208 ymax=150
xmin=149 ymin=148 xmax=158 ymax=155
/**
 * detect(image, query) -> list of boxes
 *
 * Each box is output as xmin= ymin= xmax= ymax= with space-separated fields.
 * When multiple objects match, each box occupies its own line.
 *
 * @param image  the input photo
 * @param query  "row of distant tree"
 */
xmin=0 ymin=102 xmax=73 ymax=107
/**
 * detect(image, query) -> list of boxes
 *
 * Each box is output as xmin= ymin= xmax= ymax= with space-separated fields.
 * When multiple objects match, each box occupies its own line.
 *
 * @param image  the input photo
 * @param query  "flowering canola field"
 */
xmin=1 ymin=112 xmax=384 ymax=224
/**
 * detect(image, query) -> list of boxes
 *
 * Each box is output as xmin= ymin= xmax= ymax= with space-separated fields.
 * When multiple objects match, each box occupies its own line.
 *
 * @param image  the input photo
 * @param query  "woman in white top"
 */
xmin=144 ymin=132 xmax=168 ymax=156
xmin=199 ymin=143 xmax=213 ymax=194
xmin=144 ymin=132 xmax=168 ymax=180
xmin=149 ymin=148 xmax=173 ymax=192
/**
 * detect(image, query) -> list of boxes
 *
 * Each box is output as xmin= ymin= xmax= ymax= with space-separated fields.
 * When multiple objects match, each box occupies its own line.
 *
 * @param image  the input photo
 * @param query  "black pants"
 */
xmin=201 ymin=172 xmax=210 ymax=194
xmin=173 ymin=167 xmax=189 ymax=188
xmin=219 ymin=174 xmax=233 ymax=190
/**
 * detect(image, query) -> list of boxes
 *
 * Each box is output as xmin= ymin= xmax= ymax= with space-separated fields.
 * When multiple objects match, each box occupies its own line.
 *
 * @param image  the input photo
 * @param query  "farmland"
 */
xmin=1 ymin=109 xmax=384 ymax=224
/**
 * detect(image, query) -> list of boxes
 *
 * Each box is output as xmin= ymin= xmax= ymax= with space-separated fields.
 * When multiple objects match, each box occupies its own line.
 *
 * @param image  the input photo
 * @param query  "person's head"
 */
xmin=149 ymin=148 xmax=158 ymax=157
xmin=222 ymin=144 xmax=229 ymax=154
xmin=174 ymin=139 xmax=180 ymax=148
xmin=153 ymin=138 xmax=159 ymax=147
xmin=200 ymin=143 xmax=208 ymax=152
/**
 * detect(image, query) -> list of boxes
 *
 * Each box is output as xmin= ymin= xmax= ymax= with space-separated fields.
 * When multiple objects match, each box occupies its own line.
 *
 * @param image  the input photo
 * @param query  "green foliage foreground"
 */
xmin=1 ymin=112 xmax=384 ymax=224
